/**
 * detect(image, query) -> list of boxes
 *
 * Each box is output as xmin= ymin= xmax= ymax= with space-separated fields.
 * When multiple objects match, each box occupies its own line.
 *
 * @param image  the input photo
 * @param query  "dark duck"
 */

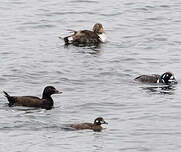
xmin=135 ymin=72 xmax=177 ymax=85
xmin=3 ymin=86 xmax=62 ymax=110
xmin=61 ymin=23 xmax=106 ymax=46
xmin=70 ymin=117 xmax=108 ymax=132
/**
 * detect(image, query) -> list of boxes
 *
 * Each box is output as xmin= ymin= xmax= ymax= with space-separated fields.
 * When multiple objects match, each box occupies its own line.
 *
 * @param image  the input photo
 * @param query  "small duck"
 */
xmin=135 ymin=72 xmax=177 ymax=84
xmin=70 ymin=117 xmax=108 ymax=132
xmin=61 ymin=23 xmax=106 ymax=46
xmin=3 ymin=86 xmax=62 ymax=110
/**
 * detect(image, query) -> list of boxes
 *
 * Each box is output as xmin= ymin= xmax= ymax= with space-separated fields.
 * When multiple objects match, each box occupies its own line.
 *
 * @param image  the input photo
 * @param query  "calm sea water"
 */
xmin=0 ymin=0 xmax=181 ymax=151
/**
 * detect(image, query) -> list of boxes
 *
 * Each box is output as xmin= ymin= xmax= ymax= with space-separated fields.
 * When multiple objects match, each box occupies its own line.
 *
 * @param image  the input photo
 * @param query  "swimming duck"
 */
xmin=3 ymin=86 xmax=62 ymax=110
xmin=70 ymin=117 xmax=108 ymax=132
xmin=61 ymin=23 xmax=106 ymax=46
xmin=135 ymin=72 xmax=177 ymax=84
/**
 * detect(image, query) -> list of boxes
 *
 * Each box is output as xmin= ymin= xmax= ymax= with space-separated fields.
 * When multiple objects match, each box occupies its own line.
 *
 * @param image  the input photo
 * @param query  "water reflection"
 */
xmin=63 ymin=44 xmax=102 ymax=55
xmin=141 ymin=85 xmax=176 ymax=95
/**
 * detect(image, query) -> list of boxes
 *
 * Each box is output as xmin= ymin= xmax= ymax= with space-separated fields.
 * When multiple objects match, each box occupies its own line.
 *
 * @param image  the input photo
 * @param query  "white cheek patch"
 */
xmin=168 ymin=75 xmax=176 ymax=83
xmin=170 ymin=75 xmax=174 ymax=80
xmin=96 ymin=120 xmax=99 ymax=123
xmin=98 ymin=33 xmax=107 ymax=43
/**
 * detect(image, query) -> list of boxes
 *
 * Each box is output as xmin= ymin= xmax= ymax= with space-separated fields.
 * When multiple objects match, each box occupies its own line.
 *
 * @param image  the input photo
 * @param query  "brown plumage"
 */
xmin=61 ymin=23 xmax=106 ymax=46
xmin=135 ymin=74 xmax=160 ymax=83
xmin=70 ymin=117 xmax=108 ymax=132
xmin=3 ymin=86 xmax=62 ymax=110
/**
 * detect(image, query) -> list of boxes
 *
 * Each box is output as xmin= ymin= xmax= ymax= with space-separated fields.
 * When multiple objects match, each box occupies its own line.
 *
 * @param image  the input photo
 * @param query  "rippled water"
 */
xmin=1 ymin=0 xmax=181 ymax=151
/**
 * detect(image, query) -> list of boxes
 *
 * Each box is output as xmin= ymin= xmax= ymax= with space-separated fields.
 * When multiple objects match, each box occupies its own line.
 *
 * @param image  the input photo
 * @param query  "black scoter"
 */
xmin=3 ymin=86 xmax=62 ymax=110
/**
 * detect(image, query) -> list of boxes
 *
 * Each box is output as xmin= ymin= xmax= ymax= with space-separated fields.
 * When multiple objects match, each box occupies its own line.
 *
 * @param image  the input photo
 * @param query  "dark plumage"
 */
xmin=61 ymin=23 xmax=106 ymax=47
xmin=70 ymin=117 xmax=108 ymax=132
xmin=135 ymin=72 xmax=177 ymax=84
xmin=3 ymin=86 xmax=62 ymax=110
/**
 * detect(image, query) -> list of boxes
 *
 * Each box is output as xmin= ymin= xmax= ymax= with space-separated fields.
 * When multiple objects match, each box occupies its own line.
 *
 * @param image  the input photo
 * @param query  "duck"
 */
xmin=70 ymin=117 xmax=108 ymax=132
xmin=135 ymin=72 xmax=177 ymax=85
xmin=3 ymin=86 xmax=62 ymax=110
xmin=61 ymin=23 xmax=106 ymax=46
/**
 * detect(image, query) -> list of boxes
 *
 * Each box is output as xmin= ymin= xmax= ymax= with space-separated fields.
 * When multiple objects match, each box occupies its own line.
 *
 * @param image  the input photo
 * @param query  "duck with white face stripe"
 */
xmin=135 ymin=72 xmax=177 ymax=85
xmin=70 ymin=117 xmax=108 ymax=132
xmin=159 ymin=72 xmax=177 ymax=84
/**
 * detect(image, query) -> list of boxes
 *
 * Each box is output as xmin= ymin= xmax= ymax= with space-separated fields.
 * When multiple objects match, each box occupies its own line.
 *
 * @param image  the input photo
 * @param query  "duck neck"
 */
xmin=159 ymin=77 xmax=168 ymax=84
xmin=92 ymin=125 xmax=102 ymax=132
xmin=94 ymin=122 xmax=101 ymax=126
xmin=42 ymin=93 xmax=52 ymax=100
xmin=95 ymin=31 xmax=102 ymax=34
xmin=42 ymin=94 xmax=54 ymax=108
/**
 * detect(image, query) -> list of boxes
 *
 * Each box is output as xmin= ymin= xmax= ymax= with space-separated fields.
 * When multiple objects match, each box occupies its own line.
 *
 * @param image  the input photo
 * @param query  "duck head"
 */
xmin=94 ymin=117 xmax=108 ymax=125
xmin=160 ymin=72 xmax=177 ymax=84
xmin=93 ymin=23 xmax=104 ymax=34
xmin=42 ymin=86 xmax=62 ymax=98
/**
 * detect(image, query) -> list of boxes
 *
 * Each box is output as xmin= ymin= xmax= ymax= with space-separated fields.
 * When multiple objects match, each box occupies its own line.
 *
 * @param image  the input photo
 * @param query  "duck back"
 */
xmin=70 ymin=123 xmax=93 ymax=130
xmin=135 ymin=74 xmax=160 ymax=83
xmin=65 ymin=30 xmax=100 ymax=46
xmin=70 ymin=123 xmax=103 ymax=131
xmin=13 ymin=96 xmax=44 ymax=107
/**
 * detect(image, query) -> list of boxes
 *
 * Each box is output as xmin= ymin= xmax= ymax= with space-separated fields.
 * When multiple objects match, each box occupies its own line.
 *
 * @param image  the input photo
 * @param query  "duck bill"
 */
xmin=99 ymin=27 xmax=104 ymax=33
xmin=103 ymin=121 xmax=108 ymax=124
xmin=54 ymin=89 xmax=63 ymax=94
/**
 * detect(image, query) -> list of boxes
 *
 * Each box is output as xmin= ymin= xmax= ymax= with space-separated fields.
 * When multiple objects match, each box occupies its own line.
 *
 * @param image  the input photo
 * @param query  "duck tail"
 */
xmin=66 ymin=29 xmax=77 ymax=33
xmin=58 ymin=36 xmax=72 ymax=45
xmin=63 ymin=36 xmax=69 ymax=45
xmin=3 ymin=91 xmax=10 ymax=98
xmin=58 ymin=36 xmax=64 ymax=40
xmin=3 ymin=91 xmax=15 ymax=107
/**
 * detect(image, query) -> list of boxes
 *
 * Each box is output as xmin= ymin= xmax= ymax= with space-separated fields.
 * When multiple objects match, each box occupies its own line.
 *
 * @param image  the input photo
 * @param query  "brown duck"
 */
xmin=70 ymin=117 xmax=108 ymax=132
xmin=3 ymin=86 xmax=62 ymax=110
xmin=61 ymin=23 xmax=107 ymax=46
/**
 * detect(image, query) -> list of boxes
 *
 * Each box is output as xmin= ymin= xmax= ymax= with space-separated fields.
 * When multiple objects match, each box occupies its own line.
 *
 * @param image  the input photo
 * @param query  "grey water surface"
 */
xmin=0 ymin=0 xmax=181 ymax=152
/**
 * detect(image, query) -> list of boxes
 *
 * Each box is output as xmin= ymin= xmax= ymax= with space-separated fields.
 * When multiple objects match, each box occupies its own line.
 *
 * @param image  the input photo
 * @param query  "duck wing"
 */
xmin=73 ymin=30 xmax=100 ymax=45
xmin=23 ymin=96 xmax=41 ymax=100
xmin=70 ymin=123 xmax=93 ymax=130
xmin=64 ymin=30 xmax=100 ymax=46
xmin=11 ymin=96 xmax=44 ymax=107
xmin=135 ymin=75 xmax=160 ymax=83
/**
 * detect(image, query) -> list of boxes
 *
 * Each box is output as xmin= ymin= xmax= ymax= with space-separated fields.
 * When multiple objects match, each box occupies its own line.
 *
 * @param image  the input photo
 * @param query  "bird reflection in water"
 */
xmin=141 ymin=84 xmax=176 ymax=95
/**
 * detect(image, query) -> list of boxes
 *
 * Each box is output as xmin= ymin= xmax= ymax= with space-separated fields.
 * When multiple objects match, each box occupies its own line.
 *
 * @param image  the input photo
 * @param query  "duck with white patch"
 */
xmin=60 ymin=23 xmax=107 ymax=47
xmin=135 ymin=72 xmax=177 ymax=85
xmin=69 ymin=117 xmax=108 ymax=132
